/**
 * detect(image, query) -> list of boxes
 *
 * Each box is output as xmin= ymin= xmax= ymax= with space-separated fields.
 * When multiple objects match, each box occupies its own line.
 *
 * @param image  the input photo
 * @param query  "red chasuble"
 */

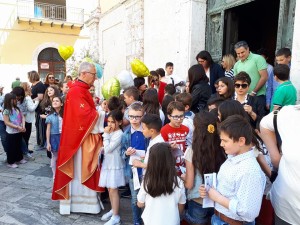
xmin=52 ymin=80 xmax=104 ymax=200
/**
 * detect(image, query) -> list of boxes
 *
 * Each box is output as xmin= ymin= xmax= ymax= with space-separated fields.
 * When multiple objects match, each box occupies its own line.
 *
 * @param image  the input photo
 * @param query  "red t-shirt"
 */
xmin=161 ymin=124 xmax=189 ymax=174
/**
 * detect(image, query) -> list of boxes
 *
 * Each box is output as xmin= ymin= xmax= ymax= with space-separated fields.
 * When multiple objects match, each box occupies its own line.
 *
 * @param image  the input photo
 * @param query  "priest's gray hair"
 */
xmin=78 ymin=62 xmax=95 ymax=74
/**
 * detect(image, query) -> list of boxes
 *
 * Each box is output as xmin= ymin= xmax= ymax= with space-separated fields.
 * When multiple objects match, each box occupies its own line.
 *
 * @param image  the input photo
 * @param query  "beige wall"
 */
xmin=1 ymin=21 xmax=81 ymax=64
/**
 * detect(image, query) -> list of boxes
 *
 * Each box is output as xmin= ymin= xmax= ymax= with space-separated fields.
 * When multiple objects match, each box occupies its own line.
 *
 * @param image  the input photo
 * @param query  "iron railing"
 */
xmin=17 ymin=0 xmax=84 ymax=24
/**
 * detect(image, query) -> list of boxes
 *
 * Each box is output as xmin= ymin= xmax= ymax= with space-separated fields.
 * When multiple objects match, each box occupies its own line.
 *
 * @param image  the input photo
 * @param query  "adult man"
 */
xmin=11 ymin=77 xmax=21 ymax=89
xmin=233 ymin=41 xmax=268 ymax=105
xmin=52 ymin=62 xmax=104 ymax=214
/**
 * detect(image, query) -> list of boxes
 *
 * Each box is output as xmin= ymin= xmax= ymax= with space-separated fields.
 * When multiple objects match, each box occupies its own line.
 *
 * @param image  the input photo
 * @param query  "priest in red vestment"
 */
xmin=52 ymin=62 xmax=104 ymax=214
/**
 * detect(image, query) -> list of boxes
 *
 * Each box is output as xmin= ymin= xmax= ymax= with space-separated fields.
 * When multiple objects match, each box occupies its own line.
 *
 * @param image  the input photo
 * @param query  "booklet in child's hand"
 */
xmin=202 ymin=172 xmax=217 ymax=208
xmin=129 ymin=149 xmax=146 ymax=165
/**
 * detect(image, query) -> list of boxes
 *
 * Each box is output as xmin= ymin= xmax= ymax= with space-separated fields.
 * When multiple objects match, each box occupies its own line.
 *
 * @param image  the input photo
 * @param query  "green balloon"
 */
xmin=101 ymin=78 xmax=121 ymax=100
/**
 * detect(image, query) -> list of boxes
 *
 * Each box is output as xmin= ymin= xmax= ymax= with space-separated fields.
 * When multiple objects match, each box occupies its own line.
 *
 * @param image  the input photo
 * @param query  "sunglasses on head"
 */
xmin=234 ymin=83 xmax=248 ymax=89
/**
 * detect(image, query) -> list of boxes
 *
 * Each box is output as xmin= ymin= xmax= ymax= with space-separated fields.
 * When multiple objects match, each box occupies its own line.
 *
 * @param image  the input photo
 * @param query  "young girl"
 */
xmin=99 ymin=110 xmax=125 ymax=225
xmin=40 ymin=86 xmax=60 ymax=153
xmin=137 ymin=142 xmax=186 ymax=225
xmin=215 ymin=77 xmax=235 ymax=100
xmin=3 ymin=93 xmax=27 ymax=168
xmin=182 ymin=111 xmax=226 ymax=225
xmin=143 ymin=88 xmax=165 ymax=124
xmin=46 ymin=97 xmax=63 ymax=179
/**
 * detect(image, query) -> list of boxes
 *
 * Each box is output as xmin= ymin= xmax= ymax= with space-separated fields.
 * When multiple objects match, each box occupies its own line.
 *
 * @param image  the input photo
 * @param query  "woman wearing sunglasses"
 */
xmin=44 ymin=73 xmax=56 ymax=88
xmin=234 ymin=72 xmax=266 ymax=129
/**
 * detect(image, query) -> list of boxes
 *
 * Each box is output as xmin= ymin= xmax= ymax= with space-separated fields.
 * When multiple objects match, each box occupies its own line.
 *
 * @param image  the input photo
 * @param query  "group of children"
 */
xmin=94 ymin=81 xmax=269 ymax=225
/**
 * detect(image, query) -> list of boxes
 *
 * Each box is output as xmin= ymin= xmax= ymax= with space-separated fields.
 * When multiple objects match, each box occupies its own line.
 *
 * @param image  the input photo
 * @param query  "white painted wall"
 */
xmin=98 ymin=4 xmax=126 ymax=83
xmin=144 ymin=0 xmax=206 ymax=81
xmin=290 ymin=0 xmax=300 ymax=103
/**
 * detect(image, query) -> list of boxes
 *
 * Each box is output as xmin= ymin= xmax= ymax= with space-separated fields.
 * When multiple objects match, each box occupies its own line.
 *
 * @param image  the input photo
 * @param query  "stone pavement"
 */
xmin=0 ymin=127 xmax=132 ymax=225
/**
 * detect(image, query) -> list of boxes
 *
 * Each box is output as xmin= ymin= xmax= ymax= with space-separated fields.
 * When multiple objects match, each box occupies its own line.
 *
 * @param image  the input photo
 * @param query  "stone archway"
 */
xmin=32 ymin=42 xmax=59 ymax=67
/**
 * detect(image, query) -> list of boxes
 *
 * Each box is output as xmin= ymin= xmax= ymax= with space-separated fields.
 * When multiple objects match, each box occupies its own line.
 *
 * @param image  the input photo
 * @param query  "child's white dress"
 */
xmin=99 ymin=129 xmax=125 ymax=188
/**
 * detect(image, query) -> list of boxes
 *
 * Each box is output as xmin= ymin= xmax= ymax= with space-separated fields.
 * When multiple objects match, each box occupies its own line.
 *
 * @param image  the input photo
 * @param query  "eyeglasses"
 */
xmin=169 ymin=114 xmax=184 ymax=120
xmin=234 ymin=83 xmax=249 ymax=89
xmin=48 ymin=77 xmax=55 ymax=79
xmin=128 ymin=115 xmax=142 ymax=120
xmin=84 ymin=71 xmax=97 ymax=77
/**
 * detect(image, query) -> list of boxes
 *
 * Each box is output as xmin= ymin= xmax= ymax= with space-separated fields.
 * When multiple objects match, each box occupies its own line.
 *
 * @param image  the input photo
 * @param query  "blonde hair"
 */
xmin=222 ymin=54 xmax=236 ymax=70
xmin=28 ymin=70 xmax=40 ymax=83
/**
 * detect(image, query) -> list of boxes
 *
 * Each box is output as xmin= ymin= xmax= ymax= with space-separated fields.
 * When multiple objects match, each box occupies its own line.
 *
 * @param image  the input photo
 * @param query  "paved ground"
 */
xmin=0 ymin=127 xmax=132 ymax=225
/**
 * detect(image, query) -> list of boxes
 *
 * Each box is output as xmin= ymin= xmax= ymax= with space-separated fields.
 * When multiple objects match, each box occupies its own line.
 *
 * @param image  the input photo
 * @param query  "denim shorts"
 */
xmin=185 ymin=199 xmax=214 ymax=224
xmin=50 ymin=134 xmax=61 ymax=152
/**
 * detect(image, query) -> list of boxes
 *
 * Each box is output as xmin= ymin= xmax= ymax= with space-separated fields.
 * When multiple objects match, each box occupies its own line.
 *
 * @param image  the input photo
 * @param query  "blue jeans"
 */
xmin=128 ymin=178 xmax=143 ymax=225
xmin=21 ymin=137 xmax=29 ymax=154
xmin=0 ymin=120 xmax=8 ymax=152
xmin=211 ymin=214 xmax=255 ymax=225
xmin=185 ymin=200 xmax=214 ymax=224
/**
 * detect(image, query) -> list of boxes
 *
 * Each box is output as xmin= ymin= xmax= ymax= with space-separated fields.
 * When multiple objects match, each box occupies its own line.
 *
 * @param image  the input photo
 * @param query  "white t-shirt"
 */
xmin=137 ymin=178 xmax=186 ymax=225
xmin=144 ymin=134 xmax=165 ymax=166
xmin=260 ymin=105 xmax=300 ymax=224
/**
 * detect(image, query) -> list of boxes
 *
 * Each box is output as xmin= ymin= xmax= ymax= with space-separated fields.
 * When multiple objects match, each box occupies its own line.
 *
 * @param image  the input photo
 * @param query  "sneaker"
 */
xmin=7 ymin=163 xmax=18 ymax=168
xmin=101 ymin=210 xmax=113 ymax=221
xmin=18 ymin=159 xmax=27 ymax=164
xmin=104 ymin=216 xmax=121 ymax=225
xmin=25 ymin=153 xmax=35 ymax=161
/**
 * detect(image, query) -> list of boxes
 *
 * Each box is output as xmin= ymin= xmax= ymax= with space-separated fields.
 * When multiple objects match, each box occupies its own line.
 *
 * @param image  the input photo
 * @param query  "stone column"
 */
xmin=290 ymin=1 xmax=300 ymax=103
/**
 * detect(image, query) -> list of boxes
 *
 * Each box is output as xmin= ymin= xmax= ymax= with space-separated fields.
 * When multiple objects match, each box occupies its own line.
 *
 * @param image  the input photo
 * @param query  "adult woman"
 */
xmin=143 ymin=88 xmax=165 ymax=124
xmin=44 ymin=73 xmax=56 ymax=88
xmin=148 ymin=71 xmax=160 ymax=90
xmin=187 ymin=64 xmax=211 ymax=113
xmin=215 ymin=77 xmax=234 ymax=100
xmin=221 ymin=54 xmax=236 ymax=79
xmin=196 ymin=51 xmax=224 ymax=93
xmin=28 ymin=70 xmax=46 ymax=147
xmin=234 ymin=72 xmax=266 ymax=129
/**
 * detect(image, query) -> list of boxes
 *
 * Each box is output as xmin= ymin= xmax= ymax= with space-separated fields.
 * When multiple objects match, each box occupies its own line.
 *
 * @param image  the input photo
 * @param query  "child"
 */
xmin=175 ymin=93 xmax=195 ymax=147
xmin=275 ymin=47 xmax=291 ymax=66
xmin=199 ymin=115 xmax=266 ymax=224
xmin=58 ymin=81 xmax=69 ymax=103
xmin=161 ymin=101 xmax=189 ymax=174
xmin=123 ymin=87 xmax=140 ymax=130
xmin=137 ymin=142 xmax=186 ymax=225
xmin=270 ymin=64 xmax=297 ymax=111
xmin=132 ymin=113 xmax=164 ymax=171
xmin=3 ymin=93 xmax=27 ymax=168
xmin=120 ymin=103 xmax=148 ymax=225
xmin=99 ymin=110 xmax=125 ymax=225
xmin=46 ymin=96 xmax=64 ymax=179
xmin=182 ymin=111 xmax=226 ymax=224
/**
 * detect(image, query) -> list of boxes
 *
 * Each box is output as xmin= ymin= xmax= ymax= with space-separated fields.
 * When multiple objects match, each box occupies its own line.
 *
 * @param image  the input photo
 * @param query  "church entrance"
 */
xmin=223 ymin=0 xmax=280 ymax=64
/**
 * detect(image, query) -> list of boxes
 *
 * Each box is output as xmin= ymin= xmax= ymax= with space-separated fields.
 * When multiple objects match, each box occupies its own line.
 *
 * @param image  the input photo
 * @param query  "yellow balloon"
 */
xmin=130 ymin=59 xmax=150 ymax=77
xmin=58 ymin=45 xmax=74 ymax=61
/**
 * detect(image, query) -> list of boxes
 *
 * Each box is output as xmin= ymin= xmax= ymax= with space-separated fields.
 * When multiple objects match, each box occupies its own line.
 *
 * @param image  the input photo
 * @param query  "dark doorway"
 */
xmin=223 ymin=0 xmax=280 ymax=65
xmin=38 ymin=47 xmax=66 ymax=82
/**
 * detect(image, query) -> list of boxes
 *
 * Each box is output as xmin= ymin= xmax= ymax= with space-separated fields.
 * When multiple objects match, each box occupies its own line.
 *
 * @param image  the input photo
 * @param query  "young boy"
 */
xmin=123 ymin=86 xmax=140 ymax=130
xmin=132 ymin=113 xmax=164 ymax=171
xmin=200 ymin=115 xmax=266 ymax=224
xmin=275 ymin=47 xmax=291 ymax=66
xmin=161 ymin=101 xmax=189 ymax=174
xmin=119 ymin=102 xmax=148 ymax=225
xmin=175 ymin=93 xmax=194 ymax=147
xmin=270 ymin=64 xmax=297 ymax=111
